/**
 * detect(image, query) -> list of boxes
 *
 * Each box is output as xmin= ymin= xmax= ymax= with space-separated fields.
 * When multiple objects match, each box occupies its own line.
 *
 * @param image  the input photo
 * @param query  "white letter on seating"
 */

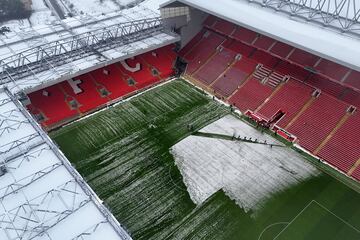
xmin=67 ymin=79 xmax=83 ymax=94
xmin=120 ymin=57 xmax=141 ymax=73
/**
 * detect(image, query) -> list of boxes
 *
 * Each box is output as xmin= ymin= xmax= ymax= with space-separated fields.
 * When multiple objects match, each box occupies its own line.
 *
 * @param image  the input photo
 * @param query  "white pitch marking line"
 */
xmin=273 ymin=200 xmax=315 ymax=239
xmin=313 ymin=200 xmax=360 ymax=234
xmin=258 ymin=222 xmax=289 ymax=240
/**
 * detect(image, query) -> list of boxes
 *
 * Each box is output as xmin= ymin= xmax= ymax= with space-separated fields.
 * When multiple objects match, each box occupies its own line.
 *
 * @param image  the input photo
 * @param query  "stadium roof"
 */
xmin=0 ymin=5 xmax=180 ymax=94
xmin=161 ymin=0 xmax=360 ymax=72
xmin=0 ymin=88 xmax=132 ymax=240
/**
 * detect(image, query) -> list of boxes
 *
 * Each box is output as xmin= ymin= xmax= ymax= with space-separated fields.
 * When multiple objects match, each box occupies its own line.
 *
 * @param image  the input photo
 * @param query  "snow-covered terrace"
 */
xmin=0 ymin=5 xmax=180 ymax=94
xmin=0 ymin=88 xmax=132 ymax=240
xmin=161 ymin=0 xmax=360 ymax=72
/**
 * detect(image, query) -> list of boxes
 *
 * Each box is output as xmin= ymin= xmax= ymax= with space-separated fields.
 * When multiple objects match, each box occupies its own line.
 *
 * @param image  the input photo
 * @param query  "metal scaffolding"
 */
xmin=248 ymin=0 xmax=360 ymax=36
xmin=0 ymin=17 xmax=164 ymax=86
xmin=0 ymin=88 xmax=131 ymax=240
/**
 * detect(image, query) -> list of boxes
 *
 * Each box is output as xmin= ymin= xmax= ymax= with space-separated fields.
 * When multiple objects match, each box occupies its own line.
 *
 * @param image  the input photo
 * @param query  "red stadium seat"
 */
xmin=270 ymin=42 xmax=294 ymax=59
xmin=340 ymin=88 xmax=360 ymax=108
xmin=251 ymin=50 xmax=279 ymax=68
xmin=286 ymin=93 xmax=349 ymax=152
xmin=213 ymin=19 xmax=236 ymax=35
xmin=305 ymin=75 xmax=346 ymax=98
xmin=344 ymin=71 xmax=360 ymax=90
xmin=185 ymin=31 xmax=225 ymax=75
xmin=212 ymin=59 xmax=254 ymax=97
xmin=27 ymin=85 xmax=78 ymax=127
xmin=288 ymin=48 xmax=320 ymax=67
xmin=194 ymin=49 xmax=236 ymax=85
xmin=224 ymin=40 xmax=255 ymax=57
xmin=315 ymin=59 xmax=350 ymax=82
xmin=258 ymin=79 xmax=314 ymax=128
xmin=274 ymin=61 xmax=310 ymax=81
xmin=27 ymin=44 xmax=176 ymax=128
xmin=229 ymin=77 xmax=274 ymax=112
xmin=58 ymin=76 xmax=108 ymax=113
xmin=253 ymin=35 xmax=275 ymax=51
xmin=318 ymin=112 xmax=360 ymax=173
xmin=232 ymin=27 xmax=258 ymax=44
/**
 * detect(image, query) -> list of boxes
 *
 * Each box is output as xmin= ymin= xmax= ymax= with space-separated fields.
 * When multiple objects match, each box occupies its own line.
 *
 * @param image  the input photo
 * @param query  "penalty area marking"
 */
xmin=273 ymin=200 xmax=360 ymax=239
xmin=258 ymin=222 xmax=289 ymax=240
xmin=314 ymin=200 xmax=360 ymax=234
xmin=272 ymin=200 xmax=314 ymax=239
xmin=168 ymin=162 xmax=188 ymax=193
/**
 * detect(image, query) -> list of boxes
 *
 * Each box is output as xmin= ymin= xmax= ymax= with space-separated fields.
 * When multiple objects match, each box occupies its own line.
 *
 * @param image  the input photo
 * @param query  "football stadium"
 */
xmin=0 ymin=0 xmax=360 ymax=239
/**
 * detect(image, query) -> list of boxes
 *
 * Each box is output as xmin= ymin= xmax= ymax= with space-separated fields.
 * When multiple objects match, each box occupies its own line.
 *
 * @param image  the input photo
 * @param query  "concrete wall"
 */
xmin=180 ymin=7 xmax=208 ymax=48
xmin=162 ymin=7 xmax=208 ymax=48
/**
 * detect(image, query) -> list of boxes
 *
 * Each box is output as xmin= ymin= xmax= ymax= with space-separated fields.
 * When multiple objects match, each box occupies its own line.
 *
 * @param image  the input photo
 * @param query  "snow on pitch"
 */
xmin=171 ymin=115 xmax=319 ymax=212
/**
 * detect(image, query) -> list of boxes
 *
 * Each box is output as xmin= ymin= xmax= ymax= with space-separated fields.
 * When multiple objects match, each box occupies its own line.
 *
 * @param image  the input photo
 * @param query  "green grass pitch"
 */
xmin=50 ymin=79 xmax=360 ymax=240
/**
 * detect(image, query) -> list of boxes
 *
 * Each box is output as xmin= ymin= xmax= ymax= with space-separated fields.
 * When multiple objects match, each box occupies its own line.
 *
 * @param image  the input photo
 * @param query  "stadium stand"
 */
xmin=204 ymin=15 xmax=360 ymax=93
xmin=184 ymin=31 xmax=225 ymax=75
xmin=27 ymin=85 xmax=79 ymax=126
xmin=253 ymin=35 xmax=275 ymax=51
xmin=305 ymin=75 xmax=346 ymax=98
xmin=340 ymin=89 xmax=360 ymax=108
xmin=224 ymin=39 xmax=255 ymax=57
xmin=58 ymin=77 xmax=109 ymax=113
xmin=141 ymin=45 xmax=176 ymax=79
xmin=194 ymin=49 xmax=236 ymax=85
xmin=212 ymin=58 xmax=256 ymax=97
xmin=231 ymin=27 xmax=258 ymax=44
xmin=274 ymin=61 xmax=310 ymax=81
xmin=89 ymin=66 xmax=136 ymax=100
xmin=344 ymin=71 xmax=360 ymax=90
xmin=287 ymin=48 xmax=320 ymax=67
xmin=250 ymin=50 xmax=279 ymax=68
xmin=269 ymin=41 xmax=294 ymax=59
xmin=315 ymin=58 xmax=350 ymax=82
xmin=286 ymin=93 xmax=349 ymax=152
xmin=179 ymin=18 xmax=360 ymax=179
xmin=213 ymin=18 xmax=236 ymax=36
xmin=27 ymin=45 xmax=176 ymax=128
xmin=257 ymin=79 xmax=314 ymax=128
xmin=317 ymin=112 xmax=360 ymax=173
xmin=229 ymin=77 xmax=274 ymax=112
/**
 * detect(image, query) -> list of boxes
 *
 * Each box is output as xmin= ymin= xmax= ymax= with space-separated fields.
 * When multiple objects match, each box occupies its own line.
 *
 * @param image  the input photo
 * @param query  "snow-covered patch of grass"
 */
xmin=171 ymin=115 xmax=320 ymax=213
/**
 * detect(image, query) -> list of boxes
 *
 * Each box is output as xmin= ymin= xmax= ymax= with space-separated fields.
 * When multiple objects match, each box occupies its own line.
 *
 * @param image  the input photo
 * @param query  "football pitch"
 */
xmin=50 ymin=79 xmax=360 ymax=240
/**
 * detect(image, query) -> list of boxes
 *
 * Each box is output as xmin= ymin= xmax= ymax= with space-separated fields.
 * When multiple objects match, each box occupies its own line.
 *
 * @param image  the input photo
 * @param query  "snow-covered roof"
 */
xmin=0 ymin=88 xmax=132 ymax=240
xmin=0 ymin=5 xmax=180 ymax=94
xmin=0 ymin=5 xmax=158 ymax=57
xmin=161 ymin=0 xmax=360 ymax=72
